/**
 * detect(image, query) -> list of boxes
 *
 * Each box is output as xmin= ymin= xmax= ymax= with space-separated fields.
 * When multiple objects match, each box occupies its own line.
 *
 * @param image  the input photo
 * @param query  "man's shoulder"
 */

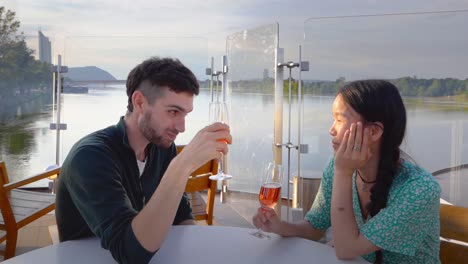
xmin=72 ymin=124 xmax=121 ymax=152
xmin=62 ymin=125 xmax=124 ymax=170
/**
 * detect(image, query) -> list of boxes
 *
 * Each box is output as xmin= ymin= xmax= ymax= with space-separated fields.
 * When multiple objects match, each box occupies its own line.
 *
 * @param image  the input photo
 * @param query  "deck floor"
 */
xmin=0 ymin=213 xmax=56 ymax=261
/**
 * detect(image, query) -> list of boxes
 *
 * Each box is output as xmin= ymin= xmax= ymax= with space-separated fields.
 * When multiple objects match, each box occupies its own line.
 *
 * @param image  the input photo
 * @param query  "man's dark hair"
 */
xmin=126 ymin=57 xmax=199 ymax=112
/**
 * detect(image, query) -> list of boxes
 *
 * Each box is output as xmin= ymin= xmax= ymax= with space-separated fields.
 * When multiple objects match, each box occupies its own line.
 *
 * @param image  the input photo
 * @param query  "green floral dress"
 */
xmin=305 ymin=159 xmax=441 ymax=263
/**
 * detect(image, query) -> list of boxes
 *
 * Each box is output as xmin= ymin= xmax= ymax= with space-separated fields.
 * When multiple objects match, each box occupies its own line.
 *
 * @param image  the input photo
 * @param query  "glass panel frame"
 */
xmin=302 ymin=11 xmax=468 ymax=207
xmin=224 ymin=23 xmax=280 ymax=220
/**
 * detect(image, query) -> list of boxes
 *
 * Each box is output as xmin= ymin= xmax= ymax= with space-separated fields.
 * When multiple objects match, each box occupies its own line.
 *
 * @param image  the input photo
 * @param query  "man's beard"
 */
xmin=139 ymin=111 xmax=172 ymax=148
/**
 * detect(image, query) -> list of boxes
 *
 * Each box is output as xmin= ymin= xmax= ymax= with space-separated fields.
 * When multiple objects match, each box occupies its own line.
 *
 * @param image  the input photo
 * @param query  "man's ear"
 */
xmin=132 ymin=91 xmax=146 ymax=112
xmin=369 ymin=122 xmax=384 ymax=142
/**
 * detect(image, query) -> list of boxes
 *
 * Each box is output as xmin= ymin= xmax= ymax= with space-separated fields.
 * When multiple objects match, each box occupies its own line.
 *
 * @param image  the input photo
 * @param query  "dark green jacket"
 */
xmin=56 ymin=117 xmax=193 ymax=264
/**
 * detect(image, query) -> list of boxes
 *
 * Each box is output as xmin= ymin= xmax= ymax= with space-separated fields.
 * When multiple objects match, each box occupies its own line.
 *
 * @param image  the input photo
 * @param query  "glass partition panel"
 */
xmin=61 ymin=36 xmax=209 ymax=163
xmin=303 ymin=11 xmax=468 ymax=207
xmin=225 ymin=23 xmax=279 ymax=222
xmin=0 ymin=12 xmax=56 ymax=187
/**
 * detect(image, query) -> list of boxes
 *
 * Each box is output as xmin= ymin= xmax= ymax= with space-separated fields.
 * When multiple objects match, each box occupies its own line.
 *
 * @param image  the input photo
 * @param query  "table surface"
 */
xmin=4 ymin=225 xmax=367 ymax=264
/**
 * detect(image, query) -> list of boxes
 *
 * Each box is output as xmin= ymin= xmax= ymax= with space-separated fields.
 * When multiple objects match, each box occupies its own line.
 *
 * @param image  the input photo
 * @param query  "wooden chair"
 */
xmin=177 ymin=145 xmax=218 ymax=225
xmin=0 ymin=161 xmax=60 ymax=259
xmin=440 ymin=203 xmax=468 ymax=264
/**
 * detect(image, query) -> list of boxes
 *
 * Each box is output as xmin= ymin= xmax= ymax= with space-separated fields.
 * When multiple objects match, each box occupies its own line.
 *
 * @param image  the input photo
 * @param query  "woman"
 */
xmin=253 ymin=80 xmax=441 ymax=263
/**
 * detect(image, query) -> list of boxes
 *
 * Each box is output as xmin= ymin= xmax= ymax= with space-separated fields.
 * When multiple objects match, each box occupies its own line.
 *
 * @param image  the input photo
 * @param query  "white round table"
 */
xmin=3 ymin=225 xmax=367 ymax=264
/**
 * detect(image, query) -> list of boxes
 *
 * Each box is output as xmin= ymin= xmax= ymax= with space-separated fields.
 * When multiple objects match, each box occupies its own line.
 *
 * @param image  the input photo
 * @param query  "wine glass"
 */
xmin=208 ymin=101 xmax=232 ymax=181
xmin=250 ymin=162 xmax=283 ymax=239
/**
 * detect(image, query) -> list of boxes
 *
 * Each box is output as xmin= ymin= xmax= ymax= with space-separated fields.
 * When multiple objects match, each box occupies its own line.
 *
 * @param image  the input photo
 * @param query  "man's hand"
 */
xmin=176 ymin=122 xmax=232 ymax=175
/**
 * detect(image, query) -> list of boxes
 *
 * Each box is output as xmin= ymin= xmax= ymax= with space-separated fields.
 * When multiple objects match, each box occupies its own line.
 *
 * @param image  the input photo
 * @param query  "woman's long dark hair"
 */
xmin=338 ymin=80 xmax=407 ymax=264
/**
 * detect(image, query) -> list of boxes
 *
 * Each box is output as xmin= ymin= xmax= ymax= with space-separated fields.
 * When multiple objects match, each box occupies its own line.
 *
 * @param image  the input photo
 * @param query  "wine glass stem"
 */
xmin=218 ymin=152 xmax=224 ymax=176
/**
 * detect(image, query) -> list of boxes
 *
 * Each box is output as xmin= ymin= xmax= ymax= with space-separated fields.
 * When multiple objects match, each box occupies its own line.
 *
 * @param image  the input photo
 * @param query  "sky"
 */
xmin=2 ymin=0 xmax=468 ymax=80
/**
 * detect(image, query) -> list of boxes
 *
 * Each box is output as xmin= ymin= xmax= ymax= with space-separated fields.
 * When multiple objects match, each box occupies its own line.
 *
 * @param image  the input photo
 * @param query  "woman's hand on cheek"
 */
xmin=334 ymin=122 xmax=372 ymax=174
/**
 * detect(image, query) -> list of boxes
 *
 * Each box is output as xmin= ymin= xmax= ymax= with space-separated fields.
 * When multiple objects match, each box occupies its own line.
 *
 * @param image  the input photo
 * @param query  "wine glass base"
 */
xmin=250 ymin=230 xmax=270 ymax=240
xmin=209 ymin=174 xmax=232 ymax=181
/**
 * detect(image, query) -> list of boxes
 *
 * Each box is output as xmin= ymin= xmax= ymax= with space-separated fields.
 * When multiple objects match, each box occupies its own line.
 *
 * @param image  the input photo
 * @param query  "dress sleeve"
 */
xmin=304 ymin=159 xmax=334 ymax=230
xmin=65 ymin=146 xmax=154 ymax=264
xmin=360 ymin=172 xmax=441 ymax=256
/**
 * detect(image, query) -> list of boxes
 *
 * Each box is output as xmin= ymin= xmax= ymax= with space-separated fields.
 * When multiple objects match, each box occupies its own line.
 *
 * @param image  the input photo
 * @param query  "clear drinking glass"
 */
xmin=208 ymin=101 xmax=232 ymax=181
xmin=250 ymin=162 xmax=283 ymax=239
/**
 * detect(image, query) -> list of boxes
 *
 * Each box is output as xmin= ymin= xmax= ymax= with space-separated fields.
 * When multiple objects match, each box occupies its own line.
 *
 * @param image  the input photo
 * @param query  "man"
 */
xmin=56 ymin=57 xmax=231 ymax=264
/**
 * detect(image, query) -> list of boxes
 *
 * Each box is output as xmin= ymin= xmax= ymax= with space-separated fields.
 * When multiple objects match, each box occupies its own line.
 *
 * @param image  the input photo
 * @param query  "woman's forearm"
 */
xmin=331 ymin=170 xmax=361 ymax=258
xmin=279 ymin=220 xmax=325 ymax=241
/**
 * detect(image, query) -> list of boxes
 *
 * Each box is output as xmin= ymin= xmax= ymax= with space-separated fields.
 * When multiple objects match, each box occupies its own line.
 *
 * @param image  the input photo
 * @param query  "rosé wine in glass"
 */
xmin=259 ymin=183 xmax=281 ymax=209
xmin=250 ymin=163 xmax=283 ymax=239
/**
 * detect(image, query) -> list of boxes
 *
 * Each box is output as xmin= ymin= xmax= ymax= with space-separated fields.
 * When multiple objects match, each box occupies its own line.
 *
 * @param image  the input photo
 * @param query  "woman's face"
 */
xmin=329 ymin=94 xmax=365 ymax=153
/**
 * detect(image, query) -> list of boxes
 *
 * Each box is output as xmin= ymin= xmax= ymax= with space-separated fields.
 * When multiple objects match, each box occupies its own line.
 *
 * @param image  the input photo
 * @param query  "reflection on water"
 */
xmin=0 ymin=86 xmax=467 ymax=206
xmin=0 ymin=93 xmax=55 ymax=185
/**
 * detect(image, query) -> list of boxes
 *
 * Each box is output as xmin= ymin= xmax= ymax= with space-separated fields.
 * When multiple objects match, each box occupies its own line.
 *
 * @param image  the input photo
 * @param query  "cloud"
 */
xmin=4 ymin=0 xmax=468 ymax=80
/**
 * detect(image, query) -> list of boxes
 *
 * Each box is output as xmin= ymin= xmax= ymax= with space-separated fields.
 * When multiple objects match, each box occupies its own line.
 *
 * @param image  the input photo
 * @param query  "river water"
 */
xmin=1 ymin=85 xmax=467 ymax=206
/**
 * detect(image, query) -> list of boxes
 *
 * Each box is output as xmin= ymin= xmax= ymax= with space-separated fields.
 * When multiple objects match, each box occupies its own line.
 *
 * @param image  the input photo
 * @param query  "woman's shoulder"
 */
xmin=400 ymin=160 xmax=434 ymax=181
xmin=394 ymin=160 xmax=441 ymax=198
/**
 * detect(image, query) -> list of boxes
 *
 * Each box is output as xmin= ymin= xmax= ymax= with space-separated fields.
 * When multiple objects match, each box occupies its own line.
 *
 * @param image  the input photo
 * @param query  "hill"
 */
xmin=66 ymin=66 xmax=116 ymax=81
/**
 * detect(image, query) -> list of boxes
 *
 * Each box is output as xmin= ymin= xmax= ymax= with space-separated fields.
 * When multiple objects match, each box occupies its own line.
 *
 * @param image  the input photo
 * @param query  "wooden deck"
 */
xmin=0 ymin=213 xmax=56 ymax=262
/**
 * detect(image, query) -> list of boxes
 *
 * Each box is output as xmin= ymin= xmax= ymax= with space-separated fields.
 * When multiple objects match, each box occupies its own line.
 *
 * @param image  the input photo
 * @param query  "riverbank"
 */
xmin=0 ymin=91 xmax=52 ymax=125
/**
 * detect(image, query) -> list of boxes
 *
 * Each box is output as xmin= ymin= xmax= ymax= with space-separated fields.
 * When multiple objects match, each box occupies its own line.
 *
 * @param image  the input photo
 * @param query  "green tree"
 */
xmin=0 ymin=7 xmax=20 ymax=45
xmin=0 ymin=6 xmax=52 ymax=104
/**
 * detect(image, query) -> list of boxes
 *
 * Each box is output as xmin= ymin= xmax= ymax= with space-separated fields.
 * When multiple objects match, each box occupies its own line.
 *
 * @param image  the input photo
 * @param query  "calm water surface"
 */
xmin=1 ymin=85 xmax=467 ymax=206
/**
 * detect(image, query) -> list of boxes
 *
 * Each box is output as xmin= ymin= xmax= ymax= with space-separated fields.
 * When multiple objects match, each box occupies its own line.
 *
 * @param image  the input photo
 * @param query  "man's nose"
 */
xmin=175 ymin=117 xmax=185 ymax=133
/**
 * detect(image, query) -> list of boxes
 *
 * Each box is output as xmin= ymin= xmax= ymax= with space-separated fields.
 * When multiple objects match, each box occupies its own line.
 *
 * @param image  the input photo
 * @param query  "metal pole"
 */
xmin=277 ymin=61 xmax=300 ymax=221
xmin=297 ymin=46 xmax=303 ymax=210
xmin=210 ymin=57 xmax=214 ymax=103
xmin=52 ymin=71 xmax=56 ymax=119
xmin=55 ymin=55 xmax=62 ymax=166
xmin=222 ymin=55 xmax=228 ymax=103
xmin=286 ymin=66 xmax=293 ymax=222
xmin=220 ymin=55 xmax=229 ymax=203
xmin=215 ymin=74 xmax=219 ymax=102
xmin=274 ymin=48 xmax=284 ymax=218
xmin=274 ymin=55 xmax=284 ymax=167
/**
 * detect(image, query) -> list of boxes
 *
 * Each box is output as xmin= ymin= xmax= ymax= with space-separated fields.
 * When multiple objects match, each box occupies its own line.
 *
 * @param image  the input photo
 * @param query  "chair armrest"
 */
xmin=4 ymin=167 xmax=60 ymax=191
xmin=186 ymin=173 xmax=213 ymax=193
xmin=189 ymin=173 xmax=212 ymax=178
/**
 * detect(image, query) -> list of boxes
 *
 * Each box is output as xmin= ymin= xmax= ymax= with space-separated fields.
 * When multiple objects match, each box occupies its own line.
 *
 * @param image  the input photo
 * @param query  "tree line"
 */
xmin=302 ymin=77 xmax=468 ymax=98
xmin=224 ymin=76 xmax=468 ymax=98
xmin=0 ymin=7 xmax=52 ymax=108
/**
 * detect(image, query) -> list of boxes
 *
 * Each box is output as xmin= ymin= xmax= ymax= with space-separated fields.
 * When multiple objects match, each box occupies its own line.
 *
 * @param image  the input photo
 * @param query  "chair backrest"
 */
xmin=0 ymin=162 xmax=10 ymax=185
xmin=177 ymin=145 xmax=218 ymax=225
xmin=0 ymin=161 xmax=60 ymax=259
xmin=0 ymin=162 xmax=16 ymax=231
xmin=185 ymin=174 xmax=217 ymax=225
xmin=176 ymin=145 xmax=218 ymax=177
xmin=440 ymin=203 xmax=468 ymax=264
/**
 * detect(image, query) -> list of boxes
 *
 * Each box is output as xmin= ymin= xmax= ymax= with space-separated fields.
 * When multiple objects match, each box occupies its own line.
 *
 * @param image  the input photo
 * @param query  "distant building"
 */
xmin=25 ymin=30 xmax=52 ymax=63
xmin=38 ymin=30 xmax=51 ymax=64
